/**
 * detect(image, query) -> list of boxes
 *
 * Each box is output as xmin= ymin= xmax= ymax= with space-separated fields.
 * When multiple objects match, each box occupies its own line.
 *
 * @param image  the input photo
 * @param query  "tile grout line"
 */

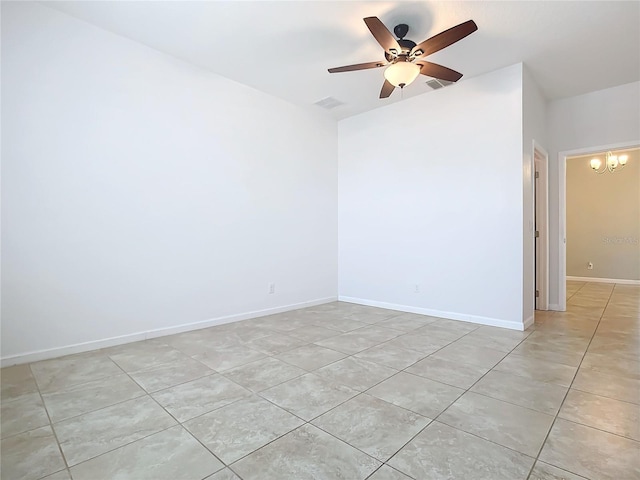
xmin=524 ymin=281 xmax=616 ymax=480
xmin=8 ymin=298 xmax=636 ymax=480
xmin=373 ymin=325 xmax=540 ymax=471
xmin=26 ymin=362 xmax=71 ymax=479
xmin=214 ymin=320 xmax=468 ymax=479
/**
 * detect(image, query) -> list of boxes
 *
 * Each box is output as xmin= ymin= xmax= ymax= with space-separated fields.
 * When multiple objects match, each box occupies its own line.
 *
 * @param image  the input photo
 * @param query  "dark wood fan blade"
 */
xmin=364 ymin=17 xmax=402 ymax=53
xmin=328 ymin=61 xmax=386 ymax=73
xmin=380 ymin=79 xmax=395 ymax=98
xmin=410 ymin=20 xmax=477 ymax=58
xmin=417 ymin=61 xmax=463 ymax=82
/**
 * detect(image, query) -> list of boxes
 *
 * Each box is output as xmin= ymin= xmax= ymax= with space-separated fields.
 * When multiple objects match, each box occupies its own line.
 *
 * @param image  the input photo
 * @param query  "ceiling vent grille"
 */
xmin=426 ymin=79 xmax=453 ymax=90
xmin=314 ymin=97 xmax=344 ymax=109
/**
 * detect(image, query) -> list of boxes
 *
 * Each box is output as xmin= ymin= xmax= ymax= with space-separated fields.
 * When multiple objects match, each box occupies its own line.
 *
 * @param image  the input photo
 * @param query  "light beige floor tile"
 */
xmin=529 ymin=461 xmax=587 ymax=479
xmin=388 ymin=421 xmax=534 ymax=480
xmin=568 ymin=295 xmax=610 ymax=308
xmin=478 ymin=327 xmax=534 ymax=342
xmin=245 ymin=332 xmax=307 ymax=355
xmin=343 ymin=309 xmax=401 ymax=324
xmin=412 ymin=324 xmax=470 ymax=343
xmin=431 ymin=342 xmax=506 ymax=368
xmin=354 ymin=342 xmax=427 ymax=370
xmin=605 ymin=304 xmax=640 ymax=317
xmin=54 ymin=396 xmax=176 ymax=466
xmin=533 ymin=317 xmax=598 ymax=338
xmin=105 ymin=341 xmax=186 ymax=373
xmin=184 ymin=395 xmax=303 ymax=464
xmin=375 ymin=314 xmax=438 ymax=331
xmin=1 ymin=392 xmax=50 ymax=438
xmin=368 ymin=372 xmax=463 ymax=418
xmin=129 ymin=356 xmax=214 ymax=392
xmin=405 ymin=355 xmax=489 ymax=389
xmin=41 ymin=470 xmax=72 ymax=480
xmin=0 ymin=425 xmax=66 ymax=480
xmin=313 ymin=394 xmax=430 ymax=461
xmin=552 ymin=307 xmax=603 ymax=321
xmin=470 ymin=370 xmax=568 ymax=415
xmin=367 ymin=465 xmax=413 ymax=480
xmin=572 ymin=367 xmax=640 ymax=404
xmin=454 ymin=332 xmax=524 ymax=353
xmin=206 ymin=323 xmax=272 ymax=343
xmin=382 ymin=333 xmax=450 ymax=355
xmin=315 ymin=357 xmax=397 ymax=391
xmin=526 ymin=330 xmax=592 ymax=348
xmin=260 ymin=373 xmax=358 ymax=420
xmin=510 ymin=343 xmax=584 ymax=367
xmin=438 ymin=391 xmax=554 ymax=456
xmin=312 ymin=316 xmax=369 ymax=332
xmin=274 ymin=344 xmax=346 ymax=370
xmin=540 ymin=418 xmax=640 ymax=480
xmin=314 ymin=326 xmax=402 ymax=354
xmin=1 ymin=364 xmax=38 ymax=401
xmin=221 ymin=357 xmax=306 ymax=392
xmin=286 ymin=325 xmax=340 ymax=342
xmin=429 ymin=319 xmax=480 ymax=333
xmin=232 ymin=424 xmax=381 ymax=480
xmin=581 ymin=351 xmax=640 ymax=380
xmin=494 ymin=353 xmax=577 ymax=387
xmin=257 ymin=313 xmax=314 ymax=333
xmin=31 ymin=352 xmax=122 ymax=393
xmin=597 ymin=315 xmax=640 ymax=335
xmin=164 ymin=330 xmax=238 ymax=356
xmin=588 ymin=332 xmax=639 ymax=359
xmin=42 ymin=373 xmax=145 ymax=422
xmin=471 ymin=324 xmax=533 ymax=341
xmin=152 ymin=374 xmax=251 ymax=422
xmin=192 ymin=344 xmax=267 ymax=372
xmin=70 ymin=425 xmax=223 ymax=480
xmin=206 ymin=468 xmax=242 ymax=480
xmin=559 ymin=389 xmax=639 ymax=440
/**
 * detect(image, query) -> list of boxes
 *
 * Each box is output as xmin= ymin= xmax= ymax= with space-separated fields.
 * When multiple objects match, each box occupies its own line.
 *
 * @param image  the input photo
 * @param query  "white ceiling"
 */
xmin=45 ymin=1 xmax=640 ymax=120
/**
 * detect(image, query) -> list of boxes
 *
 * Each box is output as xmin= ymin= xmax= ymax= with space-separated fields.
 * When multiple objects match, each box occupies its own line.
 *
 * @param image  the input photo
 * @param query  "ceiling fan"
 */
xmin=328 ymin=17 xmax=477 ymax=98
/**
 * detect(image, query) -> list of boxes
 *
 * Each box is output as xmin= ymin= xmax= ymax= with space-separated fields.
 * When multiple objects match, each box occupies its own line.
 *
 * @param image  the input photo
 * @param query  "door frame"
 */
xmin=534 ymin=142 xmax=549 ymax=310
xmin=557 ymin=139 xmax=639 ymax=311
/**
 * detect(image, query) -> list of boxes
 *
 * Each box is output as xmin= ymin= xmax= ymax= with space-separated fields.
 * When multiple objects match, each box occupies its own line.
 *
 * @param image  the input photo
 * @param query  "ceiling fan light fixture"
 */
xmin=384 ymin=61 xmax=420 ymax=88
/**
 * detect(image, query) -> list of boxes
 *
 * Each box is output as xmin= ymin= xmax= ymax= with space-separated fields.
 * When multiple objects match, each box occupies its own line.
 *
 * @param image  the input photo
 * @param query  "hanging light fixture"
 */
xmin=384 ymin=57 xmax=421 ymax=88
xmin=590 ymin=151 xmax=628 ymax=174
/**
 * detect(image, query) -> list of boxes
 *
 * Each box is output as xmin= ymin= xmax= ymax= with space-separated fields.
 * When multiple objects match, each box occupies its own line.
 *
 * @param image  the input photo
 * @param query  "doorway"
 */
xmin=557 ymin=140 xmax=640 ymax=310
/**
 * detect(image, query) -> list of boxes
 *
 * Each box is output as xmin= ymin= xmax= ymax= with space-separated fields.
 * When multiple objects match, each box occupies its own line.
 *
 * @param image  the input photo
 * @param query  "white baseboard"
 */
xmin=1 ymin=296 xmax=338 ymax=367
xmin=566 ymin=276 xmax=640 ymax=285
xmin=523 ymin=315 xmax=535 ymax=330
xmin=338 ymin=296 xmax=526 ymax=331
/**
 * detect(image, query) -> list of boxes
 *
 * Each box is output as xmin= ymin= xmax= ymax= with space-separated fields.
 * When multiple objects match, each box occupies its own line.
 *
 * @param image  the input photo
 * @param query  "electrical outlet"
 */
xmin=414 ymin=284 xmax=420 ymax=293
xmin=269 ymin=283 xmax=276 ymax=294
xmin=587 ymin=262 xmax=593 ymax=270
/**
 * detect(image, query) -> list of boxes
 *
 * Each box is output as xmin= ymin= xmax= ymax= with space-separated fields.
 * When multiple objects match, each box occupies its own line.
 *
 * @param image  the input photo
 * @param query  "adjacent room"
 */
xmin=1 ymin=1 xmax=639 ymax=479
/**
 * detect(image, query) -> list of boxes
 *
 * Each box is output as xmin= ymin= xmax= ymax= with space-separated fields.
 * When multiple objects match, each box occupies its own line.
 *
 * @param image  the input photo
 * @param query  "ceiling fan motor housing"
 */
xmin=385 ymin=38 xmax=417 ymax=62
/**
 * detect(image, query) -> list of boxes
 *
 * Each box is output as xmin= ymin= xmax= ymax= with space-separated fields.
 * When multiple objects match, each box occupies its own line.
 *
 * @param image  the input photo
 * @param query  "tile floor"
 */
xmin=1 ymin=281 xmax=638 ymax=479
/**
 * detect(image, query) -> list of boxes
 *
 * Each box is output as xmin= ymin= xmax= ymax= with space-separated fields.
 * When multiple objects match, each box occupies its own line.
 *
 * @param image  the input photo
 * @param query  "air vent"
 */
xmin=425 ymin=79 xmax=454 ymax=90
xmin=314 ymin=97 xmax=344 ymax=109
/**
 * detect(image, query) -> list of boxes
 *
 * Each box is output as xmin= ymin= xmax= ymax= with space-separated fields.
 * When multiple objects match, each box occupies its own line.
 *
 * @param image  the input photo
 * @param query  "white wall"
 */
xmin=522 ymin=66 xmax=548 ymax=320
xmin=1 ymin=2 xmax=338 ymax=364
xmin=547 ymin=82 xmax=640 ymax=307
xmin=338 ymin=64 xmax=526 ymax=330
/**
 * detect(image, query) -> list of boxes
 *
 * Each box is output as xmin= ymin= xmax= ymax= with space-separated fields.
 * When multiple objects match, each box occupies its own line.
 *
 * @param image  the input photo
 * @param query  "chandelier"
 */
xmin=590 ymin=151 xmax=628 ymax=174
